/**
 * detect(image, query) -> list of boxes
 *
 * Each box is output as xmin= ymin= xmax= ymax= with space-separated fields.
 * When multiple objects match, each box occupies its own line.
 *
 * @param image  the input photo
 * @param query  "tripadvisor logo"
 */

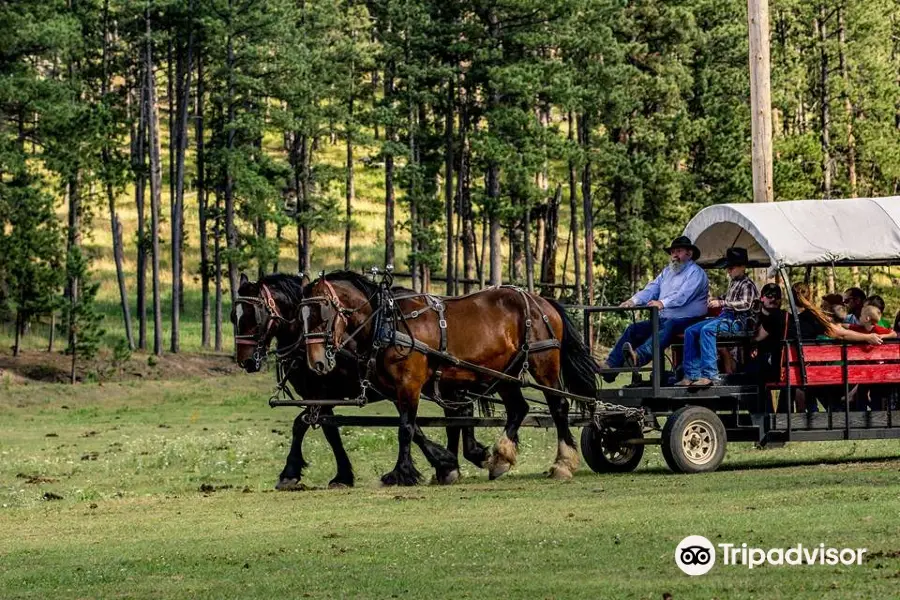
xmin=675 ymin=536 xmax=868 ymax=576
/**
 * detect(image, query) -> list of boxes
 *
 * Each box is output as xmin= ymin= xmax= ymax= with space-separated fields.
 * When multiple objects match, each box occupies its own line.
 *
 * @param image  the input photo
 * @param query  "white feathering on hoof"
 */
xmin=547 ymin=464 xmax=573 ymax=480
xmin=554 ymin=441 xmax=580 ymax=473
xmin=487 ymin=434 xmax=518 ymax=479
xmin=547 ymin=441 xmax=579 ymax=480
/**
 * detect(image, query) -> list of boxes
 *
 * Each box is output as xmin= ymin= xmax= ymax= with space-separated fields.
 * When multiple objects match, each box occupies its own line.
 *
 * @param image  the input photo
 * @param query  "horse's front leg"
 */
xmin=319 ymin=406 xmax=355 ymax=488
xmin=276 ymin=411 xmax=311 ymax=490
xmin=381 ymin=390 xmax=423 ymax=486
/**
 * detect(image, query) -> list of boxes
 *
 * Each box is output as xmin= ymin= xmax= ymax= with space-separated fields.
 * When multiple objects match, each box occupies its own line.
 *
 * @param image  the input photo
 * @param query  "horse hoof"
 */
xmin=381 ymin=470 xmax=419 ymax=487
xmin=435 ymin=469 xmax=460 ymax=485
xmin=275 ymin=478 xmax=306 ymax=491
xmin=488 ymin=462 xmax=511 ymax=480
xmin=328 ymin=481 xmax=350 ymax=489
xmin=548 ymin=465 xmax=573 ymax=481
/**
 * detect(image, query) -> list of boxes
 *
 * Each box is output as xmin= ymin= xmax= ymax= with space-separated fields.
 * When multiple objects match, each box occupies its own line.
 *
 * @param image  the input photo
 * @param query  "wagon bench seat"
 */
xmin=773 ymin=343 xmax=900 ymax=387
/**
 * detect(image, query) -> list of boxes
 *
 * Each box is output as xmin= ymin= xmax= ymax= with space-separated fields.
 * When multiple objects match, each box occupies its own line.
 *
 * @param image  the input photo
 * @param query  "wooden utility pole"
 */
xmin=748 ymin=0 xmax=774 ymax=205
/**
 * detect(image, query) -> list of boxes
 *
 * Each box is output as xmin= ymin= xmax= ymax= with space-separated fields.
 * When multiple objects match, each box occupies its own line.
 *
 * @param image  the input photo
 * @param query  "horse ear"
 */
xmin=239 ymin=272 xmax=249 ymax=287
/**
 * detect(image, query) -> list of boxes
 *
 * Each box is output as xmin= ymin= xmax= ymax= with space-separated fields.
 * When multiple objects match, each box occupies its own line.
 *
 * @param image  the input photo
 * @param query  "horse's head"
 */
xmin=231 ymin=273 xmax=300 ymax=373
xmin=300 ymin=273 xmax=376 ymax=375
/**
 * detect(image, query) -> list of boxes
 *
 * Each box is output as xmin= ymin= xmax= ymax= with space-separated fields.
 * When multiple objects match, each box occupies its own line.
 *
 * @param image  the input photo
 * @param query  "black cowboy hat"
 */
xmin=665 ymin=236 xmax=701 ymax=261
xmin=716 ymin=247 xmax=749 ymax=268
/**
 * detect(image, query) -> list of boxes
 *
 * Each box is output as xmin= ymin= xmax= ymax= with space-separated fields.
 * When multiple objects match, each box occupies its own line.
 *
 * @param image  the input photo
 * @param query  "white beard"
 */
xmin=670 ymin=260 xmax=687 ymax=274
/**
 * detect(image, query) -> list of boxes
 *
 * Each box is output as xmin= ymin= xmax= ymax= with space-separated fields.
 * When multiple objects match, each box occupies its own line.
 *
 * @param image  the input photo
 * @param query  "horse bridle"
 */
xmin=234 ymin=284 xmax=286 ymax=371
xmin=298 ymin=278 xmax=352 ymax=371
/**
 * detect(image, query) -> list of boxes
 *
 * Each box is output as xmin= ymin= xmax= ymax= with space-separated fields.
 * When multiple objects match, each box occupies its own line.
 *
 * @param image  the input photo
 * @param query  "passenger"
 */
xmin=848 ymin=305 xmax=897 ymax=339
xmin=601 ymin=236 xmax=709 ymax=382
xmin=842 ymin=287 xmax=866 ymax=324
xmin=752 ymin=283 xmax=785 ymax=381
xmin=781 ymin=283 xmax=883 ymax=344
xmin=677 ymin=247 xmax=758 ymax=387
xmin=760 ymin=283 xmax=883 ymax=413
xmin=820 ymin=293 xmax=846 ymax=324
xmin=863 ymin=295 xmax=893 ymax=328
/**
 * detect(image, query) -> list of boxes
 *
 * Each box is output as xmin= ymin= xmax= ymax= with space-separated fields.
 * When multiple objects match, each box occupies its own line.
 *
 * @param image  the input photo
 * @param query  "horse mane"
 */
xmin=304 ymin=270 xmax=382 ymax=305
xmin=257 ymin=273 xmax=307 ymax=308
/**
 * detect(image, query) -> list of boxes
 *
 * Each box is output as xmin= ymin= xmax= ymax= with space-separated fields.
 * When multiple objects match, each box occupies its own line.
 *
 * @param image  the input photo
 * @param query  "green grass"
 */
xmin=2 ymin=375 xmax=900 ymax=598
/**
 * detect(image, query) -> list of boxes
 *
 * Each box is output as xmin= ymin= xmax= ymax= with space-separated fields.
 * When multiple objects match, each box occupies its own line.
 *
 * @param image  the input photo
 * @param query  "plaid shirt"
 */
xmin=721 ymin=275 xmax=759 ymax=313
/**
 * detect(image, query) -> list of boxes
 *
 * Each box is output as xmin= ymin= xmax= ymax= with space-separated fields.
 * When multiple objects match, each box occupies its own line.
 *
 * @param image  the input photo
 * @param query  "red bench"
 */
xmin=777 ymin=344 xmax=900 ymax=387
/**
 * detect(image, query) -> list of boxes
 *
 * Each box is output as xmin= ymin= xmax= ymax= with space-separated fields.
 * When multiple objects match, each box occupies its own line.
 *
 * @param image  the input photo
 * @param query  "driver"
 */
xmin=600 ymin=236 xmax=709 ymax=382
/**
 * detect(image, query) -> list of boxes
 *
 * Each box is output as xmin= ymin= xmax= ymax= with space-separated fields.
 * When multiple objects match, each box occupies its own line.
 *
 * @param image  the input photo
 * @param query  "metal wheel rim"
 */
xmin=681 ymin=419 xmax=717 ymax=465
xmin=599 ymin=429 xmax=635 ymax=465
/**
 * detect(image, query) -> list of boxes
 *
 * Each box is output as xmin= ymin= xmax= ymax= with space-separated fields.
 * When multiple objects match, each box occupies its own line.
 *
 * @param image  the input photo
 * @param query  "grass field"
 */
xmin=2 ymin=372 xmax=900 ymax=599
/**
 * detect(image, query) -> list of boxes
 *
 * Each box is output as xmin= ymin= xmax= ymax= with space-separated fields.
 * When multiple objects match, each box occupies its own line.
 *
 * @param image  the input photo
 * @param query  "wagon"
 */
xmin=579 ymin=196 xmax=900 ymax=475
xmin=267 ymin=197 xmax=900 ymax=477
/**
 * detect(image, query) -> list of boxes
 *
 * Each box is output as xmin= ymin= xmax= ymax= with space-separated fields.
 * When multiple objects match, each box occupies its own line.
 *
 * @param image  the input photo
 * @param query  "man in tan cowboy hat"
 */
xmin=600 ymin=236 xmax=709 ymax=382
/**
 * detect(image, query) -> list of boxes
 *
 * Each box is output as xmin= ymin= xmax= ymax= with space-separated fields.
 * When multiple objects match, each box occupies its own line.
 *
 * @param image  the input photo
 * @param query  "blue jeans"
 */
xmin=682 ymin=315 xmax=743 ymax=380
xmin=607 ymin=317 xmax=700 ymax=368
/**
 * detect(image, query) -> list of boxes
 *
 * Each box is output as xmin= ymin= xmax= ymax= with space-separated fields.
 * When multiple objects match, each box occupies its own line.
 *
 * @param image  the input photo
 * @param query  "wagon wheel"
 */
xmin=661 ymin=406 xmax=727 ymax=474
xmin=581 ymin=421 xmax=644 ymax=473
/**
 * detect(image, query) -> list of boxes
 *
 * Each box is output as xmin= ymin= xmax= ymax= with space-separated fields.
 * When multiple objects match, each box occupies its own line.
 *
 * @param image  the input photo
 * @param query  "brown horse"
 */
xmin=301 ymin=271 xmax=600 ymax=486
xmin=232 ymin=273 xmax=491 ymax=488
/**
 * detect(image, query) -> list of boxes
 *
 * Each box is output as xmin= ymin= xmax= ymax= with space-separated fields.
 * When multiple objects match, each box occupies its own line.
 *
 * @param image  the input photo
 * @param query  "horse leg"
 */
xmin=453 ymin=402 xmax=490 ymax=469
xmin=275 ymin=411 xmax=311 ymax=490
xmin=319 ymin=406 xmax=355 ymax=488
xmin=546 ymin=394 xmax=579 ymax=481
xmin=487 ymin=386 xmax=529 ymax=480
xmin=412 ymin=424 xmax=461 ymax=485
xmin=381 ymin=389 xmax=422 ymax=486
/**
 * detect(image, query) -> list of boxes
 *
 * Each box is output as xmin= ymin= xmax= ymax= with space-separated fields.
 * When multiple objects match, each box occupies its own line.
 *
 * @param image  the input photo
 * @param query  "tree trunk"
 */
xmin=344 ymin=63 xmax=354 ymax=271
xmin=579 ymin=113 xmax=594 ymax=305
xmin=13 ymin=310 xmax=21 ymax=357
xmin=101 ymin=0 xmax=134 ymax=350
xmin=540 ymin=185 xmax=561 ymax=295
xmin=459 ymin=80 xmax=474 ymax=293
xmin=524 ymin=198 xmax=534 ymax=293
xmin=135 ymin=65 xmax=148 ymax=351
xmin=171 ymin=1 xmax=195 ymax=353
xmin=214 ymin=189 xmax=223 ymax=352
xmin=568 ymin=111 xmax=582 ymax=303
xmin=479 ymin=212 xmax=487 ymax=288
xmin=445 ymin=81 xmax=455 ymax=295
xmin=225 ymin=18 xmax=239 ymax=304
xmin=384 ymin=61 xmax=395 ymax=269
xmin=197 ymin=51 xmax=210 ymax=348
xmin=817 ymin=6 xmax=832 ymax=199
xmin=48 ymin=313 xmax=55 ymax=353
xmin=488 ymin=164 xmax=502 ymax=286
xmin=838 ymin=6 xmax=860 ymax=287
xmin=146 ymin=6 xmax=164 ymax=356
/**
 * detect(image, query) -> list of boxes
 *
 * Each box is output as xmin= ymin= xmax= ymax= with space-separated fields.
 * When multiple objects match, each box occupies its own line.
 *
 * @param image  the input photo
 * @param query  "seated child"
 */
xmin=848 ymin=305 xmax=897 ymax=339
xmin=864 ymin=295 xmax=893 ymax=329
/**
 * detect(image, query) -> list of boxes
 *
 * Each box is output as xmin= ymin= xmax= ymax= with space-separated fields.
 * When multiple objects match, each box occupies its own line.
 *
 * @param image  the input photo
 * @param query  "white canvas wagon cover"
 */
xmin=682 ymin=197 xmax=900 ymax=267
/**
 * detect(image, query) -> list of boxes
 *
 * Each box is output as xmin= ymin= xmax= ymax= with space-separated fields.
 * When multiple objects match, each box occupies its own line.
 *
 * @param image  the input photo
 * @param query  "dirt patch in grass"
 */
xmin=0 ymin=348 xmax=240 ymax=385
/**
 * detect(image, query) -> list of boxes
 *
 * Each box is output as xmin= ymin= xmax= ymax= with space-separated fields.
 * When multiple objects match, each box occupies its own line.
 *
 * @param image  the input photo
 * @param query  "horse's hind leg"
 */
xmin=413 ymin=424 xmax=461 ymax=485
xmin=487 ymin=386 xmax=529 ymax=480
xmin=455 ymin=402 xmax=490 ymax=469
xmin=320 ymin=407 xmax=355 ymax=488
xmin=546 ymin=394 xmax=579 ymax=481
xmin=276 ymin=411 xmax=311 ymax=490
xmin=444 ymin=397 xmax=490 ymax=469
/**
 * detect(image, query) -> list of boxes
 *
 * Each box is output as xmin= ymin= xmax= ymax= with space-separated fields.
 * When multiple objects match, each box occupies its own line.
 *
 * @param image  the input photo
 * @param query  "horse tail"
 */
xmin=547 ymin=299 xmax=599 ymax=401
